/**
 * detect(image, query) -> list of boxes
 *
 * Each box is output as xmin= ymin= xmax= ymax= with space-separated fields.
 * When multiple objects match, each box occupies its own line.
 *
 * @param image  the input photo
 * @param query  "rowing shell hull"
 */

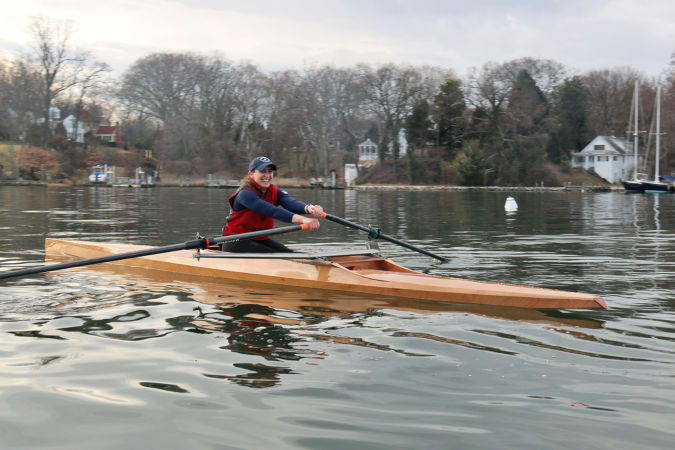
xmin=44 ymin=239 xmax=607 ymax=310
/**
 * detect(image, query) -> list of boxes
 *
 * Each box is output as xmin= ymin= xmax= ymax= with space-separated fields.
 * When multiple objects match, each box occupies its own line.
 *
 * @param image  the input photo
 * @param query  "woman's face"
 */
xmin=249 ymin=166 xmax=274 ymax=189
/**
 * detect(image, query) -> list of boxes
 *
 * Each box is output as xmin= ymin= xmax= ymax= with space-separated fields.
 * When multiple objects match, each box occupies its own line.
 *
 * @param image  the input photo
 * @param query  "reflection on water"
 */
xmin=0 ymin=186 xmax=674 ymax=449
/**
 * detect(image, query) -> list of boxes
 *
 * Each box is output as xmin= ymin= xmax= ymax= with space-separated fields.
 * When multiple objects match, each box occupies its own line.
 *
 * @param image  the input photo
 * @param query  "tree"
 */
xmin=28 ymin=17 xmax=86 ymax=150
xmin=67 ymin=59 xmax=111 ymax=143
xmin=546 ymin=76 xmax=591 ymax=164
xmin=19 ymin=146 xmax=59 ymax=179
xmin=118 ymin=53 xmax=202 ymax=124
xmin=358 ymin=63 xmax=426 ymax=179
xmin=294 ymin=65 xmax=365 ymax=175
xmin=432 ymin=77 xmax=465 ymax=149
xmin=507 ymin=69 xmax=549 ymax=136
xmin=501 ymin=57 xmax=567 ymax=99
xmin=119 ymin=52 xmax=215 ymax=160
xmin=465 ymin=61 xmax=512 ymax=146
xmin=0 ymin=56 xmax=43 ymax=141
xmin=404 ymin=100 xmax=431 ymax=184
xmin=230 ymin=63 xmax=270 ymax=162
xmin=405 ymin=99 xmax=431 ymax=150
xmin=582 ymin=67 xmax=642 ymax=136
xmin=452 ymin=140 xmax=493 ymax=186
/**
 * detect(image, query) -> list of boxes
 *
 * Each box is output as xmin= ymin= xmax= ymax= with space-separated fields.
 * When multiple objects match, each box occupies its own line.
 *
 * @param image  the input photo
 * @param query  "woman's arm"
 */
xmin=235 ymin=190 xmax=294 ymax=222
xmin=278 ymin=190 xmax=324 ymax=217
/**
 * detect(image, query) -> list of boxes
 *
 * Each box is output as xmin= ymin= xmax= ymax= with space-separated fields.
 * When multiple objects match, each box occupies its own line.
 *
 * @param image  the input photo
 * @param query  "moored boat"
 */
xmin=622 ymin=178 xmax=645 ymax=192
xmin=641 ymin=180 xmax=670 ymax=193
xmin=643 ymin=86 xmax=673 ymax=193
xmin=623 ymin=81 xmax=645 ymax=193
xmin=44 ymin=238 xmax=607 ymax=310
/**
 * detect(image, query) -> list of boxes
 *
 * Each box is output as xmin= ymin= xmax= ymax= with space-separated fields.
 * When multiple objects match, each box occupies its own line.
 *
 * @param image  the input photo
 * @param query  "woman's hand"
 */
xmin=306 ymin=204 xmax=324 ymax=217
xmin=292 ymin=215 xmax=320 ymax=230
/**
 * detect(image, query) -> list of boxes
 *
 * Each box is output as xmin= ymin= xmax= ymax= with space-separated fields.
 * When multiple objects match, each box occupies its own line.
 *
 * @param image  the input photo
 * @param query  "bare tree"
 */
xmin=0 ymin=56 xmax=43 ymax=141
xmin=358 ymin=63 xmax=424 ymax=164
xmin=231 ymin=63 xmax=271 ymax=162
xmin=118 ymin=52 xmax=206 ymax=159
xmin=28 ymin=16 xmax=87 ymax=150
xmin=582 ymin=67 xmax=643 ymax=136
xmin=465 ymin=61 xmax=512 ymax=144
xmin=265 ymin=69 xmax=305 ymax=165
xmin=501 ymin=57 xmax=567 ymax=98
xmin=292 ymin=65 xmax=344 ymax=175
xmin=67 ymin=58 xmax=111 ymax=143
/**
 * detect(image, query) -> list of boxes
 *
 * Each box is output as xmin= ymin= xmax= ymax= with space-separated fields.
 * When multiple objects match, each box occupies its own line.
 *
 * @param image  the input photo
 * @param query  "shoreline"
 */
xmin=2 ymin=181 xmax=617 ymax=192
xmin=351 ymin=184 xmax=616 ymax=192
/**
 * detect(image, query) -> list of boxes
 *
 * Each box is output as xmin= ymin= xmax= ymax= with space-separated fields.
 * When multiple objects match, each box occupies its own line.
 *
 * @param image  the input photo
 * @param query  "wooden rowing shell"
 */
xmin=44 ymin=238 xmax=607 ymax=310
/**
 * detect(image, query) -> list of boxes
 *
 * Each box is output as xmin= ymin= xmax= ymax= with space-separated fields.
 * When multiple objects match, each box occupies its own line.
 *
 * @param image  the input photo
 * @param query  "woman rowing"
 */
xmin=222 ymin=156 xmax=324 ymax=252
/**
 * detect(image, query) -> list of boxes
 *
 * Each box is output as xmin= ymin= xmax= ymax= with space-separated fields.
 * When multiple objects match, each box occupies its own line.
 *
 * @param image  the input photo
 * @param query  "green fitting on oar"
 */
xmin=323 ymin=213 xmax=447 ymax=262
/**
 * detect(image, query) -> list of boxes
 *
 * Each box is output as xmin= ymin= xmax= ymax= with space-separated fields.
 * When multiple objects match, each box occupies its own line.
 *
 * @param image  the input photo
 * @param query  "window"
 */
xmin=594 ymin=144 xmax=605 ymax=150
xmin=574 ymin=156 xmax=585 ymax=163
xmin=598 ymin=156 xmax=609 ymax=162
xmin=589 ymin=156 xmax=594 ymax=162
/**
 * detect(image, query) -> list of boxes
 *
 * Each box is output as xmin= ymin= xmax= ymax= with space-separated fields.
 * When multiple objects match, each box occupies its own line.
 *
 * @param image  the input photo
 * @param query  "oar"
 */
xmin=321 ymin=213 xmax=448 ymax=262
xmin=0 ymin=224 xmax=310 ymax=280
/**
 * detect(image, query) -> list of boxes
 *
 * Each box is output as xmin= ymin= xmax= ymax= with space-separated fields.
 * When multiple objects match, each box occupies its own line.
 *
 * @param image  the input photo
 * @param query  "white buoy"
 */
xmin=504 ymin=196 xmax=518 ymax=212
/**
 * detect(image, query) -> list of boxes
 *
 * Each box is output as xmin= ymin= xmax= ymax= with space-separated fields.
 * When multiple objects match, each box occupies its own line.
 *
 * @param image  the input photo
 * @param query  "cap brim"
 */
xmin=250 ymin=163 xmax=277 ymax=172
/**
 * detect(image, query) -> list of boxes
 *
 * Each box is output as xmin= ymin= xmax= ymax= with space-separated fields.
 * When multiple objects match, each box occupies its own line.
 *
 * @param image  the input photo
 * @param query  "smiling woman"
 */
xmin=221 ymin=156 xmax=324 ymax=253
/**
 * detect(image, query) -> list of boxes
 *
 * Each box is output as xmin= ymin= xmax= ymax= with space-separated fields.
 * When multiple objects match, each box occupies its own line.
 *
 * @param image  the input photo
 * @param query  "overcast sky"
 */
xmin=1 ymin=0 xmax=673 ymax=79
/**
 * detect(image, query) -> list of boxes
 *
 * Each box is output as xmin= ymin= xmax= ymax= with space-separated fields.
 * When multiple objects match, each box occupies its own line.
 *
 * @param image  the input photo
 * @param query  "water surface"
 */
xmin=1 ymin=186 xmax=674 ymax=449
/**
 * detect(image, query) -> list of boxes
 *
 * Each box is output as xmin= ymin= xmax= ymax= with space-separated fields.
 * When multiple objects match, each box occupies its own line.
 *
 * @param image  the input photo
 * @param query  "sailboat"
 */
xmin=641 ymin=85 xmax=673 ymax=193
xmin=622 ymin=80 xmax=646 ymax=192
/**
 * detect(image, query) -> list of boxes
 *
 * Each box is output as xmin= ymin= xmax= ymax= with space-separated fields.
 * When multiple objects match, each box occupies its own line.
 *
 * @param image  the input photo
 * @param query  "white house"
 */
xmin=62 ymin=114 xmax=88 ymax=143
xmin=357 ymin=131 xmax=408 ymax=167
xmin=358 ymin=138 xmax=378 ymax=166
xmin=571 ymin=136 xmax=638 ymax=183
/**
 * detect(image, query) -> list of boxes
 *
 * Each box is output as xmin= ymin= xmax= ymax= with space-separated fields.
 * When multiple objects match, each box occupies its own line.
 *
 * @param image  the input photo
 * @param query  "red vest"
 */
xmin=223 ymin=182 xmax=279 ymax=240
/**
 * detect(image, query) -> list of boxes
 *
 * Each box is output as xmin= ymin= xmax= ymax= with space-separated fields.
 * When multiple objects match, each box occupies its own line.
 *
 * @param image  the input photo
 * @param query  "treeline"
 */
xmin=1 ymin=17 xmax=674 ymax=185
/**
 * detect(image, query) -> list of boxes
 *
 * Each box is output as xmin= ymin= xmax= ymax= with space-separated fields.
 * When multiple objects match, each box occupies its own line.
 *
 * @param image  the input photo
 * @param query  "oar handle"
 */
xmin=321 ymin=213 xmax=447 ymax=262
xmin=0 ymin=224 xmax=310 ymax=280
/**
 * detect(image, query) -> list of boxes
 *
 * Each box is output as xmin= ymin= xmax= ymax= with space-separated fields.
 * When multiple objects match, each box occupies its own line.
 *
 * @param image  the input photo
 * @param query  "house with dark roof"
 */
xmin=571 ymin=136 xmax=638 ymax=183
xmin=95 ymin=122 xmax=122 ymax=145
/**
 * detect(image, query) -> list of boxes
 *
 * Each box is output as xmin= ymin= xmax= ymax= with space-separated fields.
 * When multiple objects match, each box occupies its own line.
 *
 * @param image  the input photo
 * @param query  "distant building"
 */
xmin=357 ymin=131 xmax=408 ymax=167
xmin=62 ymin=114 xmax=88 ymax=143
xmin=358 ymin=138 xmax=378 ymax=166
xmin=62 ymin=110 xmax=104 ymax=143
xmin=95 ymin=122 xmax=122 ymax=144
xmin=571 ymin=136 xmax=637 ymax=183
xmin=62 ymin=111 xmax=122 ymax=145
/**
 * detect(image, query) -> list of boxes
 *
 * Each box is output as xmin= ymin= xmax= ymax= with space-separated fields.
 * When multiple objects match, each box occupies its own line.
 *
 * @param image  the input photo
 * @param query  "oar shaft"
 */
xmin=0 ymin=224 xmax=308 ymax=280
xmin=322 ymin=213 xmax=447 ymax=262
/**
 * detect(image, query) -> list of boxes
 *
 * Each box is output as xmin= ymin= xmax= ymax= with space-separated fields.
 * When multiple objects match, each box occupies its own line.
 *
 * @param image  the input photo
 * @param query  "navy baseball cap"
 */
xmin=249 ymin=156 xmax=277 ymax=172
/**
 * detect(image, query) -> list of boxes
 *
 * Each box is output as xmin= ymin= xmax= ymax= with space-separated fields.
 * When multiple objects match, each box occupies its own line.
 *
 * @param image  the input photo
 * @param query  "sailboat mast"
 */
xmin=633 ymin=80 xmax=639 ymax=179
xmin=654 ymin=84 xmax=661 ymax=182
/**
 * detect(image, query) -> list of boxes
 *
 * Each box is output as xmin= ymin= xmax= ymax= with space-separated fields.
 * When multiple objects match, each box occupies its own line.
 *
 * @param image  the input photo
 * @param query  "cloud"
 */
xmin=0 ymin=0 xmax=672 ymax=77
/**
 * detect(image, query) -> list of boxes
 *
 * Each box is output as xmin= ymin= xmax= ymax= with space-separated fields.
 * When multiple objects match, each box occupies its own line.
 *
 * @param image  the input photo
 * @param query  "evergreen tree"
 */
xmin=547 ymin=76 xmax=590 ymax=164
xmin=405 ymin=100 xmax=431 ymax=150
xmin=433 ymin=78 xmax=465 ymax=148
